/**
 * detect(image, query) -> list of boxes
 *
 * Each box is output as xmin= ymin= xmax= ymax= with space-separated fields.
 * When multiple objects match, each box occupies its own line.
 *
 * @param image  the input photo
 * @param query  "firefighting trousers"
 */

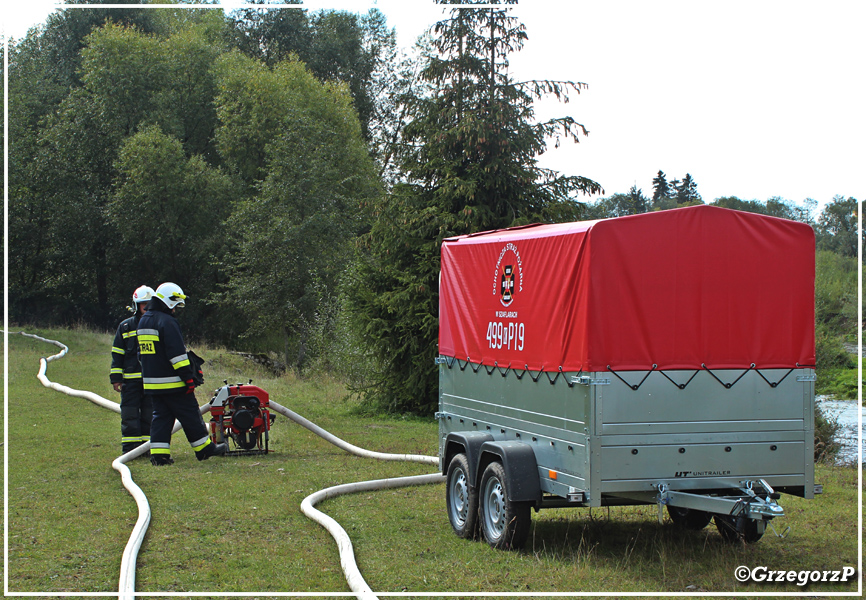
xmin=147 ymin=391 xmax=211 ymax=457
xmin=120 ymin=386 xmax=152 ymax=453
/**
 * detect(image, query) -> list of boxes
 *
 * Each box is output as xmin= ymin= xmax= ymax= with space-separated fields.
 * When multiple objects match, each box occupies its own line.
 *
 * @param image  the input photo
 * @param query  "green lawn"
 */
xmin=6 ymin=327 xmax=861 ymax=595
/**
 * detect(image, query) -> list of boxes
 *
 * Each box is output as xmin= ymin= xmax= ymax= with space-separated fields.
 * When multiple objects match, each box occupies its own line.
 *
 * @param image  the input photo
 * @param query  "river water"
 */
xmin=817 ymin=396 xmax=864 ymax=465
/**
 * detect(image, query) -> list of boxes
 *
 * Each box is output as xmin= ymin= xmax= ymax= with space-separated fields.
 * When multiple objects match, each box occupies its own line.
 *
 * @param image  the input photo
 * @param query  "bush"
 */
xmin=814 ymin=404 xmax=842 ymax=463
xmin=815 ymin=323 xmax=855 ymax=370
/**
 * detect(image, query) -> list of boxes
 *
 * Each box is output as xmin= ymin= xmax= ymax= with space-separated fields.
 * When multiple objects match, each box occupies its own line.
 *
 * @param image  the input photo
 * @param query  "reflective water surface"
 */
xmin=817 ymin=396 xmax=864 ymax=464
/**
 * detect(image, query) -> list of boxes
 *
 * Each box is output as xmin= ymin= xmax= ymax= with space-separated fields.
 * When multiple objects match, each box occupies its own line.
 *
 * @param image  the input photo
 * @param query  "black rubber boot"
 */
xmin=196 ymin=441 xmax=228 ymax=461
xmin=150 ymin=455 xmax=174 ymax=466
xmin=122 ymin=441 xmax=145 ymax=455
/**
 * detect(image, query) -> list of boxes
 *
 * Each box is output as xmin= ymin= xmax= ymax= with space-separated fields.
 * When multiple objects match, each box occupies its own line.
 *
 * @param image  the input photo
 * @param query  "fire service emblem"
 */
xmin=493 ymin=243 xmax=523 ymax=307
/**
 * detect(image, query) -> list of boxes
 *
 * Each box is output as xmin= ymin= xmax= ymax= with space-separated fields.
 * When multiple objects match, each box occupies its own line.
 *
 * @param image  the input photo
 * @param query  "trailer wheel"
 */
xmin=479 ymin=461 xmax=531 ymax=550
xmin=667 ymin=506 xmax=712 ymax=530
xmin=446 ymin=453 xmax=478 ymax=539
xmin=713 ymin=515 xmax=764 ymax=543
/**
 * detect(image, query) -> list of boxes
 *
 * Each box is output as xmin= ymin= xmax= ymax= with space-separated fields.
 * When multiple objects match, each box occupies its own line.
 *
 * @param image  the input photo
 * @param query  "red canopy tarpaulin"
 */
xmin=439 ymin=205 xmax=816 ymax=372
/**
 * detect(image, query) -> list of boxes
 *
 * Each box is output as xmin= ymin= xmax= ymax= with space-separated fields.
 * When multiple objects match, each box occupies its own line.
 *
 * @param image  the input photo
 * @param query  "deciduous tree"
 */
xmin=816 ymin=196 xmax=860 ymax=258
xmin=214 ymin=53 xmax=379 ymax=369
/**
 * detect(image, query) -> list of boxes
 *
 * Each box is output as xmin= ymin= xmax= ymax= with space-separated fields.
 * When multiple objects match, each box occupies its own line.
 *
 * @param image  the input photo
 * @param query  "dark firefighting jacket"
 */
xmin=137 ymin=301 xmax=195 ymax=394
xmin=110 ymin=314 xmax=143 ymax=390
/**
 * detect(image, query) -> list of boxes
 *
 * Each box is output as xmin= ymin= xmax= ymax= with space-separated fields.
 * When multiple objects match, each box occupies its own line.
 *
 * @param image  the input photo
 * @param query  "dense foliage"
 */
xmin=8 ymin=3 xmax=386 ymax=358
xmin=345 ymin=5 xmax=601 ymax=413
xmin=8 ymin=2 xmax=860 ymax=414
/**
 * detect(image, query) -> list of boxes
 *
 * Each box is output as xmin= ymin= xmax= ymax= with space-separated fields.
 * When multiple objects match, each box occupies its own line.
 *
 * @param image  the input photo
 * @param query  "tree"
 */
xmin=153 ymin=15 xmax=227 ymax=163
xmin=213 ymin=52 xmax=379 ymax=369
xmin=7 ymin=7 xmax=157 ymax=323
xmin=9 ymin=4 xmax=402 ymax=348
xmin=711 ymin=196 xmax=816 ymax=227
xmin=14 ymin=0 xmax=157 ymax=93
xmin=712 ymin=196 xmax=767 ymax=214
xmin=358 ymin=12 xmax=429 ymax=182
xmin=107 ymin=125 xmax=236 ymax=306
xmin=816 ymin=196 xmax=861 ymax=257
xmin=8 ymin=13 xmax=230 ymax=327
xmin=227 ymin=5 xmax=388 ymax=140
xmin=348 ymin=4 xmax=601 ymax=414
xmin=31 ymin=22 xmax=161 ymax=324
xmin=228 ymin=1 xmax=310 ymax=67
xmin=7 ymin=34 xmax=66 ymax=322
xmin=675 ymin=173 xmax=701 ymax=205
xmin=651 ymin=170 xmax=670 ymax=205
xmin=586 ymin=186 xmax=648 ymax=219
xmin=305 ymin=10 xmax=376 ymax=139
xmin=627 ymin=184 xmax=649 ymax=214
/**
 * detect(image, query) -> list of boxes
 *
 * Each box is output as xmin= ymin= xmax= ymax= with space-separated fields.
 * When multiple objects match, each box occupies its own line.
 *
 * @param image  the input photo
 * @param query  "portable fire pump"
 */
xmin=207 ymin=382 xmax=275 ymax=455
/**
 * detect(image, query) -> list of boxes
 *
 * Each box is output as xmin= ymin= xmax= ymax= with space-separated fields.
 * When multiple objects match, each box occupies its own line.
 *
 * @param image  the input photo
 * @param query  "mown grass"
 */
xmin=6 ymin=326 xmax=862 ymax=596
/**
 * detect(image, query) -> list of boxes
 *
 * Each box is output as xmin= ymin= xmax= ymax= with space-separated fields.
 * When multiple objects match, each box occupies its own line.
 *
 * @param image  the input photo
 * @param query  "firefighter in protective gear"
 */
xmin=138 ymin=282 xmax=227 ymax=466
xmin=110 ymin=285 xmax=155 ymax=454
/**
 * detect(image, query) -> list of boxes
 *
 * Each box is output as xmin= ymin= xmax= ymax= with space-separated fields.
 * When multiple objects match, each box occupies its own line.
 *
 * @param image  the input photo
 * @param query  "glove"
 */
xmin=185 ymin=379 xmax=196 ymax=395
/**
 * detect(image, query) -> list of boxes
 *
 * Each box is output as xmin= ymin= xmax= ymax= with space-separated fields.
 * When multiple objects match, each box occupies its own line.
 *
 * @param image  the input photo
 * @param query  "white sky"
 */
xmin=3 ymin=1 xmax=864 ymax=212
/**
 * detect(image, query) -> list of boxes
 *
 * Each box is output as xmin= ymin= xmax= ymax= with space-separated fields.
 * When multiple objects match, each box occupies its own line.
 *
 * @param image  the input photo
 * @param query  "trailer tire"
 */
xmin=446 ymin=453 xmax=479 ymax=539
xmin=667 ymin=506 xmax=712 ymax=530
xmin=713 ymin=514 xmax=764 ymax=543
xmin=479 ymin=461 xmax=531 ymax=550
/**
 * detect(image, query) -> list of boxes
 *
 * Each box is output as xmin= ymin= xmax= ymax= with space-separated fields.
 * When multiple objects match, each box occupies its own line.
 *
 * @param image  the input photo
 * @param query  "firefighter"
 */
xmin=138 ymin=282 xmax=227 ymax=466
xmin=110 ymin=285 xmax=155 ymax=454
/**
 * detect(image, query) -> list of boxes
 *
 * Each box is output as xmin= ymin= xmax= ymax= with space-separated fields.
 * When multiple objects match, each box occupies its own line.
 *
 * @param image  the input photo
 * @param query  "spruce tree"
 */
xmin=627 ymin=185 xmax=648 ymax=214
xmin=651 ymin=170 xmax=670 ymax=204
xmin=676 ymin=173 xmax=701 ymax=205
xmin=349 ymin=3 xmax=600 ymax=414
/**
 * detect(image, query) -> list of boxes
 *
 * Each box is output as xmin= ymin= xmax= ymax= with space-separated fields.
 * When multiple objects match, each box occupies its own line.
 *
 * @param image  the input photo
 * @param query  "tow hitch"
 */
xmin=652 ymin=480 xmax=786 ymax=542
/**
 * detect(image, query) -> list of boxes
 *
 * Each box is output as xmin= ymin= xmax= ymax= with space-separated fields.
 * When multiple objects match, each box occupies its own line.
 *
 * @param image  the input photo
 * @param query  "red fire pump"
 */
xmin=207 ymin=382 xmax=275 ymax=455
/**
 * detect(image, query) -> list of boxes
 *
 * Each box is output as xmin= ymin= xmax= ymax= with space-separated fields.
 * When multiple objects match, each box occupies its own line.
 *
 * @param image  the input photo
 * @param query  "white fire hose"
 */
xmin=14 ymin=331 xmax=443 ymax=599
xmin=267 ymin=400 xmax=442 ymax=600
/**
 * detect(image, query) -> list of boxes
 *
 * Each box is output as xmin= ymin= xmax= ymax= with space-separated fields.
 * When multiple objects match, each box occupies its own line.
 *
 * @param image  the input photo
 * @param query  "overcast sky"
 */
xmin=3 ymin=1 xmax=864 ymax=213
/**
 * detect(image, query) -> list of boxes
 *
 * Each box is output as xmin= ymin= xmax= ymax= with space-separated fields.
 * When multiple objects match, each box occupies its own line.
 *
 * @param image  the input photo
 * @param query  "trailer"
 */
xmin=437 ymin=205 xmax=819 ymax=549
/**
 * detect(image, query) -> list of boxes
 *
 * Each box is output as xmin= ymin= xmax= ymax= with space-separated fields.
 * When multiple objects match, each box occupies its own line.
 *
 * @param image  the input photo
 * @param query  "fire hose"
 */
xmin=13 ymin=331 xmax=443 ymax=600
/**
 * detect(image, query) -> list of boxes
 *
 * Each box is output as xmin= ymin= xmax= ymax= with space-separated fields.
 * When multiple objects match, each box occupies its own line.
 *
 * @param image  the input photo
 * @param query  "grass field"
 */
xmin=5 ymin=326 xmax=862 ymax=596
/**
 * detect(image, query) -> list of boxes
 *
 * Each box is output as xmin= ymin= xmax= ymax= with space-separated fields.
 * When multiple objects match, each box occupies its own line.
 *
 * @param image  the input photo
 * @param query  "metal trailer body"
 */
xmin=436 ymin=206 xmax=818 ymax=548
xmin=438 ymin=363 xmax=816 ymax=502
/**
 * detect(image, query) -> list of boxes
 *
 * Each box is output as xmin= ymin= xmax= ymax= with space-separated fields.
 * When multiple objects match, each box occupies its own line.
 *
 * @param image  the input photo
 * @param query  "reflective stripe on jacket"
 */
xmin=110 ymin=315 xmax=143 ymax=389
xmin=137 ymin=303 xmax=194 ymax=394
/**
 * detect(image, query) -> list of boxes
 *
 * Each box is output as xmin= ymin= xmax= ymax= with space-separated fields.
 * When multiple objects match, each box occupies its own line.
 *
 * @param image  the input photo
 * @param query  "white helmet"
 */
xmin=132 ymin=285 xmax=154 ymax=305
xmin=154 ymin=282 xmax=187 ymax=309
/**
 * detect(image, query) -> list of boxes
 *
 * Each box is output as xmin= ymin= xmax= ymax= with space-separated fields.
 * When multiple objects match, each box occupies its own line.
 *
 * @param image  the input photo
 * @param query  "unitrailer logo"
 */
xmin=675 ymin=469 xmax=732 ymax=478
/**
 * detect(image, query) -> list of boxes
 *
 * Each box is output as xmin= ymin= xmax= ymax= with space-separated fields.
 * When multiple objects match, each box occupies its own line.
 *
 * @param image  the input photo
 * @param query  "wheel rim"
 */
xmin=483 ymin=477 xmax=506 ymax=540
xmin=449 ymin=468 xmax=469 ymax=527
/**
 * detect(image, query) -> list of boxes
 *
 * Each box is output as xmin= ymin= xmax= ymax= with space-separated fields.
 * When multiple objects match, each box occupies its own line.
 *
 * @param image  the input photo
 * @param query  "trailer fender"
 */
xmin=443 ymin=432 xmax=494 ymax=483
xmin=478 ymin=441 xmax=541 ymax=504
